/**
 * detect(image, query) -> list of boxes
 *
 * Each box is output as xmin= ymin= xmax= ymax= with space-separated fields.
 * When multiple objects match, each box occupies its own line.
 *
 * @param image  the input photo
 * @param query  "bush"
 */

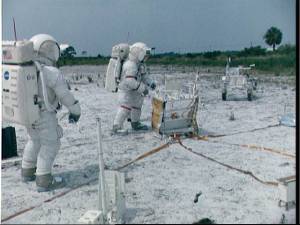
xmin=238 ymin=46 xmax=266 ymax=57
xmin=186 ymin=53 xmax=196 ymax=58
xmin=276 ymin=44 xmax=296 ymax=54
xmin=203 ymin=51 xmax=221 ymax=59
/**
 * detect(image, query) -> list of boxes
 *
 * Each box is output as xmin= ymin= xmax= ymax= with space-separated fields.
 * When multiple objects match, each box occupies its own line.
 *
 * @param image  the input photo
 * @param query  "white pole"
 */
xmin=96 ymin=117 xmax=107 ymax=221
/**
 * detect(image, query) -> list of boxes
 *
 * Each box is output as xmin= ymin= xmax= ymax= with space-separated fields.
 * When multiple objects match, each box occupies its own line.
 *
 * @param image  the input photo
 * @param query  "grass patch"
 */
xmin=58 ymin=45 xmax=296 ymax=76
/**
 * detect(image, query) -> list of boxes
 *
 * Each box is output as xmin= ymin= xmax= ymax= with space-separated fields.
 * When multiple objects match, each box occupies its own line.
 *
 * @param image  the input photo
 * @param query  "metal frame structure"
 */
xmin=151 ymin=75 xmax=200 ymax=136
xmin=78 ymin=118 xmax=126 ymax=224
xmin=221 ymin=58 xmax=257 ymax=101
xmin=277 ymin=175 xmax=296 ymax=211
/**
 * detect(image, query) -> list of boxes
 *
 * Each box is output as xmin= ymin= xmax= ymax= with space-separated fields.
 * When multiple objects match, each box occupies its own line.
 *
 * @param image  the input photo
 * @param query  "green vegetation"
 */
xmin=57 ymin=44 xmax=296 ymax=76
xmin=147 ymin=44 xmax=296 ymax=75
xmin=149 ymin=45 xmax=296 ymax=75
xmin=58 ymin=56 xmax=108 ymax=67
xmin=60 ymin=46 xmax=77 ymax=58
xmin=264 ymin=27 xmax=283 ymax=51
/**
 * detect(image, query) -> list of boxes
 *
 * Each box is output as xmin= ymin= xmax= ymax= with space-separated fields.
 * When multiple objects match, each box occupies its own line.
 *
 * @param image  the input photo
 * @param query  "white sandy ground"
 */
xmin=1 ymin=65 xmax=296 ymax=224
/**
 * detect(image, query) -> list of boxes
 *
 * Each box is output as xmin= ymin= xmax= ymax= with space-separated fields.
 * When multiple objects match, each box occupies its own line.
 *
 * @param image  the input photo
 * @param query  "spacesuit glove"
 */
xmin=69 ymin=113 xmax=81 ymax=123
xmin=149 ymin=82 xmax=156 ymax=90
xmin=68 ymin=99 xmax=81 ymax=123
xmin=142 ymin=88 xmax=149 ymax=96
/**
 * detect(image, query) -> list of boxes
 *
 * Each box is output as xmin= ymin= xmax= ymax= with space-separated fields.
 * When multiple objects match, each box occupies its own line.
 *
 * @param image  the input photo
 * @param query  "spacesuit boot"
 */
xmin=36 ymin=174 xmax=66 ymax=192
xmin=21 ymin=167 xmax=36 ymax=182
xmin=112 ymin=106 xmax=130 ymax=134
xmin=131 ymin=121 xmax=148 ymax=131
xmin=131 ymin=104 xmax=148 ymax=131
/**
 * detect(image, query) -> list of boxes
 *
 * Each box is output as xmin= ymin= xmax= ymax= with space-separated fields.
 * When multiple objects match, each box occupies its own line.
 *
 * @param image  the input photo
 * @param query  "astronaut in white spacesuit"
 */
xmin=21 ymin=34 xmax=81 ymax=192
xmin=112 ymin=42 xmax=156 ymax=133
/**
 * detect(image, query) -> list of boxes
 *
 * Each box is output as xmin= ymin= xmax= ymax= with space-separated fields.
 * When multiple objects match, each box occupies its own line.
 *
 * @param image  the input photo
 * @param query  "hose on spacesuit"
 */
xmin=34 ymin=61 xmax=58 ymax=112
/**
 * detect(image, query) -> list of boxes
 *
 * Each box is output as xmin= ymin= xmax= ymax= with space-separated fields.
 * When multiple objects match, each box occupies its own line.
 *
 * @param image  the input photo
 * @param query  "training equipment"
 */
xmin=2 ymin=40 xmax=40 ymax=126
xmin=2 ymin=126 xmax=18 ymax=159
xmin=277 ymin=175 xmax=296 ymax=210
xmin=221 ymin=57 xmax=257 ymax=101
xmin=105 ymin=43 xmax=130 ymax=92
xmin=279 ymin=103 xmax=295 ymax=127
xmin=279 ymin=113 xmax=295 ymax=127
xmin=152 ymin=75 xmax=200 ymax=136
xmin=152 ymin=97 xmax=199 ymax=136
xmin=104 ymin=170 xmax=126 ymax=224
xmin=78 ymin=210 xmax=104 ymax=224
xmin=79 ymin=118 xmax=126 ymax=224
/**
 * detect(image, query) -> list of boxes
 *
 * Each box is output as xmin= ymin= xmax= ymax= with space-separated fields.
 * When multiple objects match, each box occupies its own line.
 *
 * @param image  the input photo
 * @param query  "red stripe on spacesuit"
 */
xmin=125 ymin=76 xmax=137 ymax=79
xmin=121 ymin=105 xmax=132 ymax=111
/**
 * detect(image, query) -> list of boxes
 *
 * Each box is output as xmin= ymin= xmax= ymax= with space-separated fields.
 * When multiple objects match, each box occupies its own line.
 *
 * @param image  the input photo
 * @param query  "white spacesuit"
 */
xmin=21 ymin=34 xmax=81 ymax=192
xmin=113 ymin=42 xmax=156 ymax=132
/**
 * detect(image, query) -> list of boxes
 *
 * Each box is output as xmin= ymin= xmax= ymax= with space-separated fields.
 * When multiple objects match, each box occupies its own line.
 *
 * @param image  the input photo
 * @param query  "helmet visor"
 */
xmin=39 ymin=41 xmax=60 ymax=62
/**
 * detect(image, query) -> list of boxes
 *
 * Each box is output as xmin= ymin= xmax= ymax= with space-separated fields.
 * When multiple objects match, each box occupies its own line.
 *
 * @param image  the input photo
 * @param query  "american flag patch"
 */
xmin=3 ymin=50 xmax=12 ymax=60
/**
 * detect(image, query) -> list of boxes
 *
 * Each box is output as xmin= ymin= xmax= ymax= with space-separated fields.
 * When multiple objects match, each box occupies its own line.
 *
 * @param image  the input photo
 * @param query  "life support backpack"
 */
xmin=2 ymin=40 xmax=58 ymax=126
xmin=2 ymin=40 xmax=40 ymax=126
xmin=105 ymin=43 xmax=130 ymax=92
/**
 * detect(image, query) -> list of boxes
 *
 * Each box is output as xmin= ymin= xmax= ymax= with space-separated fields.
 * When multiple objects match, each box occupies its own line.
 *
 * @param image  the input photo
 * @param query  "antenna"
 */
xmin=126 ymin=32 xmax=130 ymax=44
xmin=13 ymin=17 xmax=17 ymax=43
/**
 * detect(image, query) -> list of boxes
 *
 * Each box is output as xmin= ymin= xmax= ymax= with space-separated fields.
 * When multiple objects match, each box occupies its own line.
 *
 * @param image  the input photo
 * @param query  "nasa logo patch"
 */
xmin=4 ymin=71 xmax=9 ymax=80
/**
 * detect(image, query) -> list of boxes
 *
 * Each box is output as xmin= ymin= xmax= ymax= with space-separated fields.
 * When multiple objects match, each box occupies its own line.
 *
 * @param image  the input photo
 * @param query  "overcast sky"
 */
xmin=2 ymin=0 xmax=296 ymax=56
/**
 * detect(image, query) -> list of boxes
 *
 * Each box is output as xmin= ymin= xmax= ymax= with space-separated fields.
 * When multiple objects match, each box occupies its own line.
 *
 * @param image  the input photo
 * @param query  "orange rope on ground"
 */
xmin=202 ymin=123 xmax=281 ymax=138
xmin=1 ymin=178 xmax=98 ymax=223
xmin=193 ymin=135 xmax=295 ymax=159
xmin=175 ymin=136 xmax=278 ymax=187
xmin=1 ymin=141 xmax=174 ymax=223
xmin=239 ymin=143 xmax=295 ymax=159
xmin=116 ymin=141 xmax=174 ymax=171
xmin=2 ymin=124 xmax=286 ymax=222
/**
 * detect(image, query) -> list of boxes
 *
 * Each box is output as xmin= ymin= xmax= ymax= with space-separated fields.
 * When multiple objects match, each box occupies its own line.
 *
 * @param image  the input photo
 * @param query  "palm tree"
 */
xmin=61 ymin=46 xmax=76 ymax=58
xmin=264 ymin=27 xmax=282 ymax=51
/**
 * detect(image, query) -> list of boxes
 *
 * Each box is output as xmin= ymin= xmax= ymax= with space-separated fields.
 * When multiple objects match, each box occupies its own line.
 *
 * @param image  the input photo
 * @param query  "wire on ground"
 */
xmin=175 ymin=136 xmax=278 ymax=187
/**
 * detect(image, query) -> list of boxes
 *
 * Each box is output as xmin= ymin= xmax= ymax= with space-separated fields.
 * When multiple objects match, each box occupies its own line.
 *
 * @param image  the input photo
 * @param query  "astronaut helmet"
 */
xmin=30 ymin=34 xmax=60 ymax=66
xmin=129 ymin=42 xmax=151 ymax=62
